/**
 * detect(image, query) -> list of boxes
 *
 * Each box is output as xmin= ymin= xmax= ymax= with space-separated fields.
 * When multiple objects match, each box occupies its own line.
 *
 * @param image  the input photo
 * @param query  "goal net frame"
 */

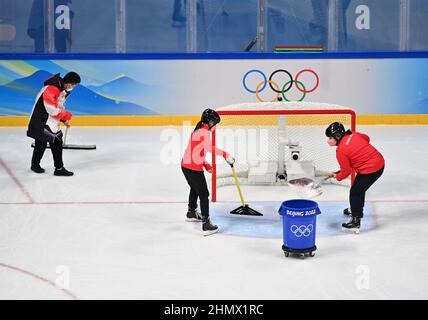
xmin=211 ymin=106 xmax=356 ymax=202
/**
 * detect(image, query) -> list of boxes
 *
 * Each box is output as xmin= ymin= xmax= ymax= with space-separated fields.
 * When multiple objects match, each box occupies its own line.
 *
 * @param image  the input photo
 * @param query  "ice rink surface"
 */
xmin=1 ymin=125 xmax=428 ymax=300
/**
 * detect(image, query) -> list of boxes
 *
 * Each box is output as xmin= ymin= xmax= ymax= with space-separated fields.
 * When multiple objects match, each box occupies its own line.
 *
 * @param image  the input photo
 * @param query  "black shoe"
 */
xmin=343 ymin=208 xmax=352 ymax=216
xmin=31 ymin=164 xmax=45 ymax=174
xmin=342 ymin=216 xmax=361 ymax=234
xmin=202 ymin=218 xmax=218 ymax=236
xmin=54 ymin=167 xmax=74 ymax=176
xmin=186 ymin=208 xmax=202 ymax=222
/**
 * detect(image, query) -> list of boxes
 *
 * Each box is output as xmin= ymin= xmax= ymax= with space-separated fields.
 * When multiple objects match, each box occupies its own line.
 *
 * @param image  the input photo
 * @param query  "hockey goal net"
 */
xmin=211 ymin=102 xmax=356 ymax=202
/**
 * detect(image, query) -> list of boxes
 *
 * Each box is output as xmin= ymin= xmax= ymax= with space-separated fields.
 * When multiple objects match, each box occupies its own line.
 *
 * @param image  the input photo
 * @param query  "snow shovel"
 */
xmin=229 ymin=164 xmax=263 ymax=216
xmin=31 ymin=126 xmax=96 ymax=150
xmin=311 ymin=175 xmax=332 ymax=189
xmin=287 ymin=176 xmax=332 ymax=198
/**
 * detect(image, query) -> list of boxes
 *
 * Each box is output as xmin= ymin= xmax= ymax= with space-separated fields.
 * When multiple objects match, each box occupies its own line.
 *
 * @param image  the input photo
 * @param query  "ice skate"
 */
xmin=186 ymin=208 xmax=202 ymax=222
xmin=342 ymin=216 xmax=360 ymax=234
xmin=202 ymin=218 xmax=218 ymax=236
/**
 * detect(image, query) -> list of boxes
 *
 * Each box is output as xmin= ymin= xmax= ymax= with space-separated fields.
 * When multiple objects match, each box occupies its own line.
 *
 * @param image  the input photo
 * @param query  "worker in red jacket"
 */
xmin=181 ymin=109 xmax=235 ymax=236
xmin=326 ymin=122 xmax=384 ymax=232
xmin=27 ymin=72 xmax=80 ymax=176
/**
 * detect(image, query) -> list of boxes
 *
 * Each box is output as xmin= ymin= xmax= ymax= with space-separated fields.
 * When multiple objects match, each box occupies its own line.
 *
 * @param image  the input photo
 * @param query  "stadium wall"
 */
xmin=1 ymin=52 xmax=427 ymax=126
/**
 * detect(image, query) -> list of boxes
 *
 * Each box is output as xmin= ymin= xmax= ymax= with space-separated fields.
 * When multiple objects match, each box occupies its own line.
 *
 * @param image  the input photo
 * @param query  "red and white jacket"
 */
xmin=42 ymin=85 xmax=72 ymax=132
xmin=335 ymin=132 xmax=385 ymax=181
xmin=181 ymin=124 xmax=229 ymax=172
xmin=27 ymin=74 xmax=72 ymax=141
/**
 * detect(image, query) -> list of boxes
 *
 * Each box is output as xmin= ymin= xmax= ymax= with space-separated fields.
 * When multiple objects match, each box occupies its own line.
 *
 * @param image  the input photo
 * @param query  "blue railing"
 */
xmin=1 ymin=51 xmax=428 ymax=60
xmin=1 ymin=0 xmax=428 ymax=54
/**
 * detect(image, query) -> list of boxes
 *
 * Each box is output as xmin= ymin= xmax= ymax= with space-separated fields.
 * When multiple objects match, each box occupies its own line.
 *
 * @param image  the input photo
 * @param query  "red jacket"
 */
xmin=181 ymin=124 xmax=229 ymax=172
xmin=27 ymin=74 xmax=73 ymax=141
xmin=42 ymin=85 xmax=73 ymax=121
xmin=335 ymin=132 xmax=385 ymax=181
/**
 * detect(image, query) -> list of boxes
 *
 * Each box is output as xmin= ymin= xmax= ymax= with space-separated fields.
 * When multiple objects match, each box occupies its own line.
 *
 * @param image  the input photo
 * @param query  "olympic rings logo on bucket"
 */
xmin=290 ymin=224 xmax=314 ymax=237
xmin=242 ymin=69 xmax=320 ymax=102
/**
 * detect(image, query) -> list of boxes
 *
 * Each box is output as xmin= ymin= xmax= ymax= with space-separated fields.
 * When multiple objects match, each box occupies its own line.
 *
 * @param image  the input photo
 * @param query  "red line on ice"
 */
xmin=0 ymin=158 xmax=35 ymax=203
xmin=0 ymin=262 xmax=78 ymax=300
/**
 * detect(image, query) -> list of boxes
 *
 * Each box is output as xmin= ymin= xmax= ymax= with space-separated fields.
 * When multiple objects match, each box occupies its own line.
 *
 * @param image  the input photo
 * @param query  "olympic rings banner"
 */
xmin=1 ymin=58 xmax=428 ymax=116
xmin=242 ymin=69 xmax=320 ymax=102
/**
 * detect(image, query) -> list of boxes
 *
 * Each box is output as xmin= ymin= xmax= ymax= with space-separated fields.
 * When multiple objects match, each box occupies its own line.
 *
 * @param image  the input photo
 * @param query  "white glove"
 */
xmin=225 ymin=155 xmax=235 ymax=166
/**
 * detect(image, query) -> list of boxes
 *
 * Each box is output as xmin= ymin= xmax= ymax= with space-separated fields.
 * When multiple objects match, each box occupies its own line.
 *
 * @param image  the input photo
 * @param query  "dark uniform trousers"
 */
xmin=182 ymin=166 xmax=210 ymax=219
xmin=350 ymin=167 xmax=384 ymax=218
xmin=32 ymin=137 xmax=64 ymax=169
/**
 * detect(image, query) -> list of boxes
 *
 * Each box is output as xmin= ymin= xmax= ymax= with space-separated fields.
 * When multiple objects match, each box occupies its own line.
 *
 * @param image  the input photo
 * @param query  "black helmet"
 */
xmin=63 ymin=72 xmax=81 ymax=84
xmin=201 ymin=108 xmax=221 ymax=128
xmin=325 ymin=122 xmax=346 ymax=142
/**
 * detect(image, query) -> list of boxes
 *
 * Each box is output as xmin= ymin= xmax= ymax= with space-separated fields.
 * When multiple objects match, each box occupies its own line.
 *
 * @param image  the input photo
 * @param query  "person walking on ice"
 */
xmin=27 ymin=72 xmax=81 ymax=176
xmin=325 ymin=122 xmax=385 ymax=233
xmin=181 ymin=109 xmax=235 ymax=236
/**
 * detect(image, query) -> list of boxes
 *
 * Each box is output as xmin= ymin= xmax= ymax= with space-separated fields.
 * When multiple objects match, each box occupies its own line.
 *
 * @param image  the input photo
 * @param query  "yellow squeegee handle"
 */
xmin=231 ymin=165 xmax=245 ymax=207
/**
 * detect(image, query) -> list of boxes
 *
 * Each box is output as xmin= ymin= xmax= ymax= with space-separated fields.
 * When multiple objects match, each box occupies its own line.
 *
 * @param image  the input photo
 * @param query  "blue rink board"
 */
xmin=210 ymin=201 xmax=376 ymax=238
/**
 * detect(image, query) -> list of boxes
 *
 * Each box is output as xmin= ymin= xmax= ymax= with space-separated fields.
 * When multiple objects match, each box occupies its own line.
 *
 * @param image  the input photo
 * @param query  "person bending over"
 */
xmin=326 ymin=122 xmax=384 ymax=232
xmin=27 ymin=72 xmax=80 ymax=176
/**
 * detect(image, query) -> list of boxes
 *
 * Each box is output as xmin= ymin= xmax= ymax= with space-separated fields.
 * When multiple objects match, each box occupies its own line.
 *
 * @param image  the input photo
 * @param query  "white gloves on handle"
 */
xmin=225 ymin=155 xmax=235 ymax=166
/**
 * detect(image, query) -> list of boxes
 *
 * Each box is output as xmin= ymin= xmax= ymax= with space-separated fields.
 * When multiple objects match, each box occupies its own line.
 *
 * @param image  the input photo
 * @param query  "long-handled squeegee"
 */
xmin=229 ymin=164 xmax=263 ymax=216
xmin=31 ymin=127 xmax=96 ymax=150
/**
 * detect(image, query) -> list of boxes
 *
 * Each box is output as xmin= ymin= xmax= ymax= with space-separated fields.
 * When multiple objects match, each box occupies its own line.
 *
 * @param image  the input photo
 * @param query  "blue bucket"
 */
xmin=278 ymin=199 xmax=321 ymax=250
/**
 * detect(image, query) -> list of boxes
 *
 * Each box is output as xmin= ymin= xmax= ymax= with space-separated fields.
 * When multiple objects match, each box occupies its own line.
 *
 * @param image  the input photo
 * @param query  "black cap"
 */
xmin=201 ymin=109 xmax=221 ymax=128
xmin=63 ymin=72 xmax=81 ymax=84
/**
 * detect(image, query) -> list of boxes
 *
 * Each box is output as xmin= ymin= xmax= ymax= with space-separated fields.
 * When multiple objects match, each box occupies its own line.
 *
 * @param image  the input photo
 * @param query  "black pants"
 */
xmin=31 ymin=138 xmax=64 ymax=169
xmin=182 ymin=166 xmax=210 ymax=220
xmin=350 ymin=167 xmax=384 ymax=218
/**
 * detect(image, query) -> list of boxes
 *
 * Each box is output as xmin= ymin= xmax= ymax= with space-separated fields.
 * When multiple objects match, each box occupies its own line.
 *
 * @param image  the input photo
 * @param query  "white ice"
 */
xmin=0 ymin=125 xmax=428 ymax=300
